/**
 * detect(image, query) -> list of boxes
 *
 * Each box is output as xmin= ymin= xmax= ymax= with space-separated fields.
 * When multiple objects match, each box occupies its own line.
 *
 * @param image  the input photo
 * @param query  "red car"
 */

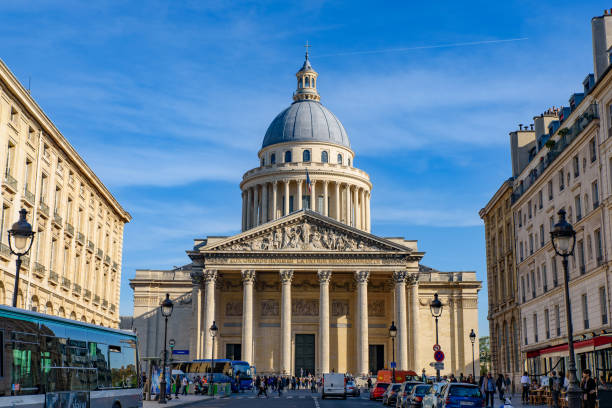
xmin=370 ymin=382 xmax=389 ymax=400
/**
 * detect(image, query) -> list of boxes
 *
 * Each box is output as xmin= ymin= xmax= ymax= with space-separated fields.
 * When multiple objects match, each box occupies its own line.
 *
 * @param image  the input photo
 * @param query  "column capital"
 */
xmin=279 ymin=269 xmax=294 ymax=283
xmin=297 ymin=179 xmax=303 ymax=185
xmin=317 ymin=270 xmax=332 ymax=284
xmin=407 ymin=273 xmax=419 ymax=285
xmin=203 ymin=269 xmax=218 ymax=283
xmin=354 ymin=270 xmax=370 ymax=283
xmin=241 ymin=270 xmax=256 ymax=283
xmin=190 ymin=268 xmax=204 ymax=285
xmin=273 ymin=180 xmax=279 ymax=186
xmin=392 ymin=270 xmax=408 ymax=284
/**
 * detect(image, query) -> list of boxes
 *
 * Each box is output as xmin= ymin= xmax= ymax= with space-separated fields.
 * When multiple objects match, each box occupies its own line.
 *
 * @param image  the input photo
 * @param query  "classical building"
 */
xmin=479 ymin=179 xmax=521 ymax=387
xmin=0 ymin=58 xmax=131 ymax=327
xmin=130 ymin=53 xmax=481 ymax=376
xmin=482 ymin=10 xmax=612 ymax=380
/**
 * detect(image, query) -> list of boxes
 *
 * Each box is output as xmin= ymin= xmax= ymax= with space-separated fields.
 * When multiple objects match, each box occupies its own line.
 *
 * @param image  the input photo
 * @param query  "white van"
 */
xmin=322 ymin=373 xmax=346 ymax=400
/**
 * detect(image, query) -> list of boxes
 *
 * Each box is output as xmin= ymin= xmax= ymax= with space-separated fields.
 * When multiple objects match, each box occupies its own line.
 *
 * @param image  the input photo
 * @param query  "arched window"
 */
xmin=337 ymin=154 xmax=342 ymax=165
xmin=348 ymin=158 xmax=351 ymax=167
xmin=58 ymin=307 xmax=65 ymax=318
xmin=31 ymin=296 xmax=39 ymax=312
xmin=70 ymin=311 xmax=76 ymax=320
xmin=81 ymin=316 xmax=87 ymax=322
xmin=305 ymin=77 xmax=310 ymax=87
xmin=271 ymin=153 xmax=276 ymax=164
xmin=0 ymin=282 xmax=4 ymax=304
xmin=285 ymin=151 xmax=292 ymax=163
xmin=321 ymin=151 xmax=328 ymax=163
xmin=45 ymin=301 xmax=53 ymax=315
xmin=302 ymin=150 xmax=311 ymax=162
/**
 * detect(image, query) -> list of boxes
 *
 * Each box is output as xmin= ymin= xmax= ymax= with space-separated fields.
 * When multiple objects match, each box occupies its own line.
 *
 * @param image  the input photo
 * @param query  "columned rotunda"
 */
xmin=130 ymin=53 xmax=481 ymax=377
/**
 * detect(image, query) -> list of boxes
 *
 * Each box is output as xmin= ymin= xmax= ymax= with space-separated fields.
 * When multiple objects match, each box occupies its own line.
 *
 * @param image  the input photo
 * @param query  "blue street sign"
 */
xmin=434 ymin=350 xmax=445 ymax=362
xmin=390 ymin=361 xmax=396 ymax=368
xmin=172 ymin=349 xmax=189 ymax=355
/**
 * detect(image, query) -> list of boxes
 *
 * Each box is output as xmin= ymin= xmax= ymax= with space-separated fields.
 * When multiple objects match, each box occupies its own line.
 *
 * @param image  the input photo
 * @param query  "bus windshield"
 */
xmin=232 ymin=362 xmax=251 ymax=378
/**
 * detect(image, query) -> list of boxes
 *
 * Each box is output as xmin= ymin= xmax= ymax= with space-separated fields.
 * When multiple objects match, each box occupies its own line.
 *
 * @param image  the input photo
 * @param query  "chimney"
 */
xmin=592 ymin=12 xmax=612 ymax=80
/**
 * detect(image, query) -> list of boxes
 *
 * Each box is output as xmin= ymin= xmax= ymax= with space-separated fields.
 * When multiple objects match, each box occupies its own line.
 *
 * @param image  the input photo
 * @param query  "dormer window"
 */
xmin=302 ymin=150 xmax=311 ymax=162
xmin=271 ymin=153 xmax=276 ymax=164
xmin=337 ymin=154 xmax=342 ymax=165
xmin=321 ymin=151 xmax=328 ymax=163
xmin=285 ymin=151 xmax=292 ymax=163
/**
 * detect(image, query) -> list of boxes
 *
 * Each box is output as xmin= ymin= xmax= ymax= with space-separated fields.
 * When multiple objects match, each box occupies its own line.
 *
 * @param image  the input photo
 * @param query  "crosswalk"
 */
xmin=233 ymin=395 xmax=314 ymax=399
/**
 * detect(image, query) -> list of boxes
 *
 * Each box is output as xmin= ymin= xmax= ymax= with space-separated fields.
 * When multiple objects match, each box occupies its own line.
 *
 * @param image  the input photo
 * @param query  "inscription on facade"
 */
xmin=225 ymin=301 xmax=243 ymax=316
xmin=368 ymin=300 xmax=385 ymax=317
xmin=292 ymin=299 xmax=319 ymax=316
xmin=261 ymin=300 xmax=279 ymax=316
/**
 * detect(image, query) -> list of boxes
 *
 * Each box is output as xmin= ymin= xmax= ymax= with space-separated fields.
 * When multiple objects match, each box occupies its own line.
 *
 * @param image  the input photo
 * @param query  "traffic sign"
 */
xmin=434 ymin=362 xmax=444 ymax=370
xmin=433 ymin=344 xmax=441 ymax=352
xmin=434 ymin=350 xmax=445 ymax=362
xmin=390 ymin=361 xmax=396 ymax=369
xmin=169 ymin=339 xmax=176 ymax=348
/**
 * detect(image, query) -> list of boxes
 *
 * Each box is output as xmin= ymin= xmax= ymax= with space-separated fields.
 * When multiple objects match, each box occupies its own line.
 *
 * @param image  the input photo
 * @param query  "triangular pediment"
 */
xmin=201 ymin=210 xmax=414 ymax=253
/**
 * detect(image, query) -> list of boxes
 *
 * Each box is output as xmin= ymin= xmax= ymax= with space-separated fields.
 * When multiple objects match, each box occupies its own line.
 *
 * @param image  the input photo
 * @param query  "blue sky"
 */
xmin=0 ymin=1 xmax=605 ymax=336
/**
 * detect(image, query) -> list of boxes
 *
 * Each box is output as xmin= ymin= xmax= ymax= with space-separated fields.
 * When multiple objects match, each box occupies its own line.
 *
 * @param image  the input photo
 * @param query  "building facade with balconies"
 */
xmin=0 ymin=58 xmax=131 ymax=327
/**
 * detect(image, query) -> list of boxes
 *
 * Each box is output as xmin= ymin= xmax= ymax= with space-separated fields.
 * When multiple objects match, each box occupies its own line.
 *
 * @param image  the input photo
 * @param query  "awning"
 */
xmin=526 ymin=336 xmax=612 ymax=358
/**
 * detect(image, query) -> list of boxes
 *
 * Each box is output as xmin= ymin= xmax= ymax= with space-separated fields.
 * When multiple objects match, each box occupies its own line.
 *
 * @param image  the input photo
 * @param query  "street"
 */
xmin=187 ymin=389 xmax=381 ymax=407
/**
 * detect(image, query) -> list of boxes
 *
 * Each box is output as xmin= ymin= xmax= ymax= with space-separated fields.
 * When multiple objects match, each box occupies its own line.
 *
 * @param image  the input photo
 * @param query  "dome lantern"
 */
xmin=293 ymin=42 xmax=320 ymax=102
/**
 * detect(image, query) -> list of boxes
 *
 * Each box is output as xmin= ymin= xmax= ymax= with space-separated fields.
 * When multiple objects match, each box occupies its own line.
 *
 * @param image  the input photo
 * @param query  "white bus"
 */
xmin=0 ymin=305 xmax=141 ymax=408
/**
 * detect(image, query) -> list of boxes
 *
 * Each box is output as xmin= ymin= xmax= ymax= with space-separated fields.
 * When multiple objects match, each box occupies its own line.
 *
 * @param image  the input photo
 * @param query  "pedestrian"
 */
xmin=277 ymin=376 xmax=283 ymax=396
xmin=550 ymin=371 xmax=561 ymax=408
xmin=257 ymin=378 xmax=268 ymax=398
xmin=367 ymin=376 xmax=372 ymax=391
xmin=450 ymin=374 xmax=457 ymax=383
xmin=504 ymin=374 xmax=511 ymax=395
xmin=422 ymin=369 xmax=427 ymax=383
xmin=482 ymin=372 xmax=496 ymax=408
xmin=182 ymin=376 xmax=188 ymax=395
xmin=520 ymin=371 xmax=530 ymax=404
xmin=174 ymin=376 xmax=180 ymax=399
xmin=459 ymin=373 xmax=465 ymax=382
xmin=580 ymin=369 xmax=597 ymax=408
xmin=496 ymin=374 xmax=505 ymax=401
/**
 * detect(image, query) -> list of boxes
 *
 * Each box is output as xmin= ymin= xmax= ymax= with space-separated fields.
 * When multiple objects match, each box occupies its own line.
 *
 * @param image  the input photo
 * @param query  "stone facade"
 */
xmin=0 ymin=58 xmax=131 ymax=327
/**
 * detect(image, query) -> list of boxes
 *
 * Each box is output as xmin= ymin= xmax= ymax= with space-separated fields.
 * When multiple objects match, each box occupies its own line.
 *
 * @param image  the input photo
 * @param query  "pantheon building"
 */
xmin=129 ymin=54 xmax=481 ymax=377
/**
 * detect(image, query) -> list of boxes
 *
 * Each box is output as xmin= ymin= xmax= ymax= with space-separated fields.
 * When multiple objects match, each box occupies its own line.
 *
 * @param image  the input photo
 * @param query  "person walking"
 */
xmin=482 ymin=373 xmax=496 ymax=408
xmin=504 ymin=374 xmax=511 ymax=396
xmin=550 ymin=371 xmax=561 ymax=408
xmin=520 ymin=371 xmax=530 ymax=404
xmin=182 ymin=376 xmax=188 ymax=395
xmin=496 ymin=374 xmax=505 ymax=401
xmin=277 ymin=376 xmax=283 ymax=397
xmin=581 ymin=369 xmax=597 ymax=408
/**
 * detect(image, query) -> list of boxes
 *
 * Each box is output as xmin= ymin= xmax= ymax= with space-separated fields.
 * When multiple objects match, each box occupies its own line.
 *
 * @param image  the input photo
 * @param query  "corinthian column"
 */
xmin=284 ymin=180 xmax=290 ymax=216
xmin=334 ymin=182 xmax=340 ymax=221
xmin=318 ymin=270 xmax=332 ymax=374
xmin=393 ymin=271 xmax=408 ymax=370
xmin=280 ymin=270 xmax=294 ymax=374
xmin=408 ymin=274 xmax=420 ymax=369
xmin=241 ymin=191 xmax=247 ymax=231
xmin=353 ymin=188 xmax=360 ymax=229
xmin=360 ymin=189 xmax=365 ymax=230
xmin=323 ymin=181 xmax=329 ymax=216
xmin=203 ymin=269 xmax=218 ymax=359
xmin=366 ymin=192 xmax=371 ymax=232
xmin=345 ymin=185 xmax=351 ymax=225
xmin=297 ymin=180 xmax=303 ymax=210
xmin=247 ymin=188 xmax=253 ymax=229
xmin=355 ymin=270 xmax=370 ymax=376
xmin=261 ymin=183 xmax=268 ymax=223
xmin=253 ymin=186 xmax=260 ymax=226
xmin=272 ymin=181 xmax=278 ymax=221
xmin=242 ymin=270 xmax=256 ymax=365
xmin=189 ymin=268 xmax=204 ymax=359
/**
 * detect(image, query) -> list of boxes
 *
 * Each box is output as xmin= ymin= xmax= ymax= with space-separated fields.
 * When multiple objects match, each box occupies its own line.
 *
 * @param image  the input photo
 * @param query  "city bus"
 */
xmin=173 ymin=359 xmax=253 ymax=392
xmin=0 ymin=305 xmax=141 ymax=408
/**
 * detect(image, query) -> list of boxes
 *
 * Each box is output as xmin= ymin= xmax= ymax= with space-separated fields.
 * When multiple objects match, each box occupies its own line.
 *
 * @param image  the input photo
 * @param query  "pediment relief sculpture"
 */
xmin=292 ymin=299 xmax=319 ymax=316
xmin=368 ymin=299 xmax=385 ymax=317
xmin=261 ymin=299 xmax=279 ymax=316
xmin=255 ymin=279 xmax=281 ymax=292
xmin=225 ymin=301 xmax=243 ymax=316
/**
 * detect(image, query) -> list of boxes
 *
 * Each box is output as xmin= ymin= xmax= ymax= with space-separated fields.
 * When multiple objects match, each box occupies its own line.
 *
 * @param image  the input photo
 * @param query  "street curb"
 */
xmin=143 ymin=397 xmax=215 ymax=408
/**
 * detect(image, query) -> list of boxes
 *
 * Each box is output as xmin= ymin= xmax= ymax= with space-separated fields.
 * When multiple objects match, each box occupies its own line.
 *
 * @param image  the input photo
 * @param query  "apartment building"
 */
xmin=479 ymin=179 xmax=522 ymax=387
xmin=0 ymin=58 xmax=131 ymax=327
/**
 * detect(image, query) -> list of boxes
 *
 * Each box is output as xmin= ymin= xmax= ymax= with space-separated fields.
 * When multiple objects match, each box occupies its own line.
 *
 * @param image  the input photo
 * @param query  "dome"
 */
xmin=262 ymin=100 xmax=350 ymax=149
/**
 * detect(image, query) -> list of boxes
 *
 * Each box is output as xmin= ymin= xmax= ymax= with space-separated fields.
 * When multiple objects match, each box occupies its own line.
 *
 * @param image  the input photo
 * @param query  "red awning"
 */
xmin=526 ymin=336 xmax=612 ymax=358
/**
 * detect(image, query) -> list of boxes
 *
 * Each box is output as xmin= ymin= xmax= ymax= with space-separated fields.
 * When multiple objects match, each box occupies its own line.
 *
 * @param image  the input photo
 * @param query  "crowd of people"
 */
xmin=253 ymin=375 xmax=320 ymax=397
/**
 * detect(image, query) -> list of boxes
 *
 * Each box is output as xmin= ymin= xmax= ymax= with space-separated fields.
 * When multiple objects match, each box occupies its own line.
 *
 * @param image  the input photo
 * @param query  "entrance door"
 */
xmin=226 ymin=343 xmax=242 ymax=360
xmin=369 ymin=344 xmax=385 ymax=374
xmin=294 ymin=334 xmax=315 ymax=376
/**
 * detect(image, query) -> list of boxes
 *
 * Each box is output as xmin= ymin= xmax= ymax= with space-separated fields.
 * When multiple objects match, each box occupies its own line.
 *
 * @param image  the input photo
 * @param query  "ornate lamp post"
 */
xmin=550 ymin=209 xmax=580 ymax=408
xmin=8 ymin=208 xmax=35 ymax=308
xmin=430 ymin=293 xmax=443 ymax=381
xmin=159 ymin=293 xmax=174 ymax=404
xmin=389 ymin=321 xmax=397 ymax=383
xmin=469 ymin=329 xmax=476 ymax=379
xmin=210 ymin=321 xmax=219 ymax=395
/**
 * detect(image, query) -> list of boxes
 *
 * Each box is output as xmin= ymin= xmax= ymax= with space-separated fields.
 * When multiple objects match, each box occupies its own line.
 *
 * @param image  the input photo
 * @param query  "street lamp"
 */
xmin=389 ymin=321 xmax=397 ymax=383
xmin=210 ymin=321 xmax=219 ymax=395
xmin=469 ymin=329 xmax=476 ymax=379
xmin=159 ymin=293 xmax=174 ymax=404
xmin=8 ymin=208 xmax=35 ymax=308
xmin=430 ymin=293 xmax=443 ymax=381
xmin=550 ymin=209 xmax=580 ymax=408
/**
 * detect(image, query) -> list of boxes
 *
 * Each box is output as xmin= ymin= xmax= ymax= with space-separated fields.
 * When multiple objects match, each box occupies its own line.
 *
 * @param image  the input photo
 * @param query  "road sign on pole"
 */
xmin=390 ymin=361 xmax=396 ymax=369
xmin=433 ymin=344 xmax=441 ymax=352
xmin=434 ymin=362 xmax=444 ymax=370
xmin=434 ymin=350 xmax=445 ymax=362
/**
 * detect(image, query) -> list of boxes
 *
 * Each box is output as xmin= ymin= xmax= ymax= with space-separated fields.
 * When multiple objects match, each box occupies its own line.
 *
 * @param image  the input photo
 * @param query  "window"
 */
xmin=590 ymin=138 xmax=596 ymax=162
xmin=520 ymin=242 xmax=524 ymax=261
xmin=66 ymin=198 xmax=73 ymax=224
xmin=348 ymin=158 xmax=351 ymax=167
xmin=573 ymin=156 xmax=580 ymax=177
xmin=542 ymin=263 xmax=548 ymax=292
xmin=540 ymin=225 xmax=545 ymax=247
xmin=337 ymin=154 xmax=342 ymax=165
xmin=582 ymin=293 xmax=589 ymax=329
xmin=528 ymin=200 xmax=532 ymax=218
xmin=595 ymin=229 xmax=603 ymax=265
xmin=575 ymin=195 xmax=582 ymax=220
xmin=548 ymin=180 xmax=553 ymax=200
xmin=54 ymin=187 xmax=61 ymax=215
xmin=533 ymin=313 xmax=538 ymax=343
xmin=578 ymin=240 xmax=585 ymax=274
xmin=592 ymin=181 xmax=599 ymax=208
xmin=531 ymin=271 xmax=536 ymax=298
xmin=549 ymin=216 xmax=554 ymax=233
xmin=555 ymin=305 xmax=561 ymax=336
xmin=10 ymin=106 xmax=18 ymax=123
xmin=521 ymin=276 xmax=526 ymax=303
xmin=302 ymin=150 xmax=311 ymax=162
xmin=289 ymin=196 xmax=294 ymax=213
xmin=260 ymin=158 xmax=265 ymax=166
xmin=529 ymin=234 xmax=534 ymax=255
xmin=62 ymin=246 xmax=69 ymax=277
xmin=4 ymin=141 xmax=15 ymax=178
xmin=544 ymin=309 xmax=550 ymax=339
xmin=321 ymin=151 xmax=328 ymax=163
xmin=600 ymin=287 xmax=608 ymax=325
xmin=523 ymin=318 xmax=528 ymax=345
xmin=50 ymin=238 xmax=57 ymax=271
xmin=270 ymin=153 xmax=276 ymax=164
xmin=518 ymin=210 xmax=523 ymax=227
xmin=284 ymin=150 xmax=292 ymax=163
xmin=552 ymin=257 xmax=558 ymax=287
xmin=559 ymin=171 xmax=565 ymax=191
xmin=24 ymin=158 xmax=33 ymax=193
xmin=538 ymin=190 xmax=543 ymax=209
xmin=0 ymin=205 xmax=7 ymax=244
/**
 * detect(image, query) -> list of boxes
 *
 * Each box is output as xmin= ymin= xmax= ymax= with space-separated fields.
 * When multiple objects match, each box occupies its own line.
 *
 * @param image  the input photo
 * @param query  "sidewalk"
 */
xmin=143 ymin=394 xmax=213 ymax=408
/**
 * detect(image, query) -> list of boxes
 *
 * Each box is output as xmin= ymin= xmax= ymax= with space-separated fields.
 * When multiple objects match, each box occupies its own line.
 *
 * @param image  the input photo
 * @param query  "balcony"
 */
xmin=102 ymin=299 xmax=108 ymax=309
xmin=53 ymin=212 xmax=63 ymax=227
xmin=104 ymin=255 xmax=111 ymax=265
xmin=84 ymin=289 xmax=91 ymax=300
xmin=39 ymin=201 xmax=49 ymax=218
xmin=61 ymin=277 xmax=70 ymax=290
xmin=73 ymin=283 xmax=81 ymax=295
xmin=512 ymin=103 xmax=599 ymax=203
xmin=33 ymin=262 xmax=46 ymax=278
xmin=3 ymin=173 xmax=17 ymax=193
xmin=93 ymin=295 xmax=100 ymax=305
xmin=49 ymin=270 xmax=59 ymax=284
xmin=65 ymin=223 xmax=74 ymax=237
xmin=87 ymin=241 xmax=94 ymax=253
xmin=0 ymin=242 xmax=11 ymax=259
xmin=76 ymin=232 xmax=85 ymax=245
xmin=96 ymin=249 xmax=103 ymax=260
xmin=23 ymin=189 xmax=35 ymax=206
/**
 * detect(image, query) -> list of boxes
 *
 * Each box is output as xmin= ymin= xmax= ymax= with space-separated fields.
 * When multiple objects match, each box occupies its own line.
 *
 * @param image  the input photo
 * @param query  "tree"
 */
xmin=479 ymin=336 xmax=491 ymax=376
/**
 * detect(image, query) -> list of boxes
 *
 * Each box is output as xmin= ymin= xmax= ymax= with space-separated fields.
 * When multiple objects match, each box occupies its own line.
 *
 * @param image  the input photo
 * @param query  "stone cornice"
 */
xmin=241 ymin=166 xmax=372 ymax=190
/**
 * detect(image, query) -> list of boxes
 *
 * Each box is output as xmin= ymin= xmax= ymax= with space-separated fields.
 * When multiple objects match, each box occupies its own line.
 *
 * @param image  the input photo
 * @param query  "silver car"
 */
xmin=421 ymin=382 xmax=446 ymax=408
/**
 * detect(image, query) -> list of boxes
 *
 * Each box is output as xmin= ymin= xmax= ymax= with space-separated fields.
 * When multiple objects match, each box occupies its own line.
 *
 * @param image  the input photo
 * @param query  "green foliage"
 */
xmin=479 ymin=336 xmax=490 ymax=376
xmin=545 ymin=139 xmax=556 ymax=149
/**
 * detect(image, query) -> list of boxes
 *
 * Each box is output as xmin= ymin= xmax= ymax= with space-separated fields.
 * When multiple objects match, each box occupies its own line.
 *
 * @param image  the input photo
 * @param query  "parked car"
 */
xmin=382 ymin=383 xmax=402 ymax=406
xmin=396 ymin=381 xmax=424 ymax=408
xmin=422 ymin=382 xmax=447 ymax=408
xmin=438 ymin=383 xmax=483 ymax=408
xmin=321 ymin=372 xmax=346 ymax=400
xmin=346 ymin=380 xmax=360 ymax=397
xmin=370 ymin=382 xmax=389 ymax=400
xmin=404 ymin=384 xmax=433 ymax=408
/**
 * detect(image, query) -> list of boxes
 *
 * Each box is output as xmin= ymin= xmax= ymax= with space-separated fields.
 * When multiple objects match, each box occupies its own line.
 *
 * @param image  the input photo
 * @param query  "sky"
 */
xmin=0 ymin=0 xmax=605 ymax=337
